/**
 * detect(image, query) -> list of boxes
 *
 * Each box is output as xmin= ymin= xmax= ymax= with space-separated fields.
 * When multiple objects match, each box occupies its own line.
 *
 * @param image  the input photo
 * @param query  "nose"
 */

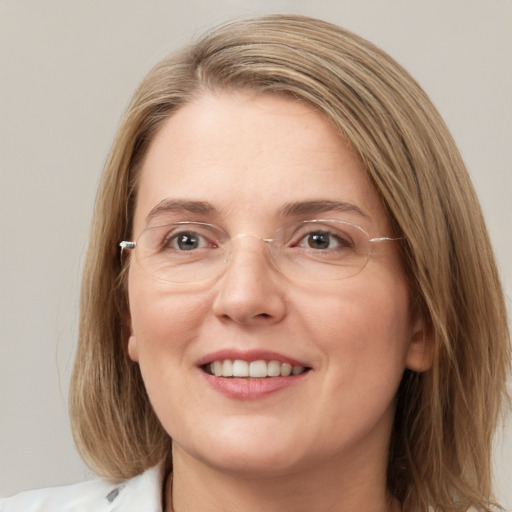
xmin=212 ymin=237 xmax=287 ymax=325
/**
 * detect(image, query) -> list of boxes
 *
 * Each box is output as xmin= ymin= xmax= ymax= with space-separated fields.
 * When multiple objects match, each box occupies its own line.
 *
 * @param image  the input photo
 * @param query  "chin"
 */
xmin=199 ymin=447 xmax=308 ymax=478
xmin=173 ymin=421 xmax=315 ymax=477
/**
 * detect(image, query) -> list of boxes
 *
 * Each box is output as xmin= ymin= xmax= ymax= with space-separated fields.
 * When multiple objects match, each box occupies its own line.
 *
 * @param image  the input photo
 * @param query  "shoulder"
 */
xmin=0 ymin=463 xmax=164 ymax=512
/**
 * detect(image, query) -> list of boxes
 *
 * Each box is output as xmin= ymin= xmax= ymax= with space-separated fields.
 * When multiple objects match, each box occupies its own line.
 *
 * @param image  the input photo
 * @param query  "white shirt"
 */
xmin=0 ymin=463 xmax=164 ymax=512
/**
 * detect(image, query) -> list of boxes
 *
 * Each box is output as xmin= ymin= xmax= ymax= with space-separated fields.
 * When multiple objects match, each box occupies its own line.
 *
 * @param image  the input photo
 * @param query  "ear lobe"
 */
xmin=127 ymin=334 xmax=140 ymax=362
xmin=405 ymin=316 xmax=434 ymax=373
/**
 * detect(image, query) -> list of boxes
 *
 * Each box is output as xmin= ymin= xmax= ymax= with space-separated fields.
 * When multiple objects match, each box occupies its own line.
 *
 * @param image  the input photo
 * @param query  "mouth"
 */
xmin=202 ymin=359 xmax=310 ymax=378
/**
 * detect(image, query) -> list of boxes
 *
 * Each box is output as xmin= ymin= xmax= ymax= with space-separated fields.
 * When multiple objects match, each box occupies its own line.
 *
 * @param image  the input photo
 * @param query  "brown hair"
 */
xmin=70 ymin=14 xmax=510 ymax=511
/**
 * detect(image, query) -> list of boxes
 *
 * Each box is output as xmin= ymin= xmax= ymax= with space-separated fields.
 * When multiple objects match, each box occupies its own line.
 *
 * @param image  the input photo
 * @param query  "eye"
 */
xmin=297 ymin=229 xmax=352 ymax=250
xmin=164 ymin=230 xmax=214 ymax=251
xmin=158 ymin=224 xmax=222 ymax=252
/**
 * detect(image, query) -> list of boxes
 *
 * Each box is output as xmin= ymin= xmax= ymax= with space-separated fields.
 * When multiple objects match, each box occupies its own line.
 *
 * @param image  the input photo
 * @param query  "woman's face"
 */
xmin=127 ymin=91 xmax=430 ymax=477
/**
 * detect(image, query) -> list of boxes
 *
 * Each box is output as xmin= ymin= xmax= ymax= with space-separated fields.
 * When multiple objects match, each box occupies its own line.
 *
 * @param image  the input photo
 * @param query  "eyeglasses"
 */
xmin=119 ymin=219 xmax=402 ymax=284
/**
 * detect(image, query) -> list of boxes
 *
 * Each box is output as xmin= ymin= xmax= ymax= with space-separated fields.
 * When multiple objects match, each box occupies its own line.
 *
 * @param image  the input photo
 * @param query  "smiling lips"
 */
xmin=199 ymin=351 xmax=311 ymax=399
xmin=206 ymin=359 xmax=307 ymax=378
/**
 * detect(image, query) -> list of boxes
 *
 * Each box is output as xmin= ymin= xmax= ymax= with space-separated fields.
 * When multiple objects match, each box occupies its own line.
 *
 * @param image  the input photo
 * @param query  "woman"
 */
xmin=1 ymin=14 xmax=509 ymax=512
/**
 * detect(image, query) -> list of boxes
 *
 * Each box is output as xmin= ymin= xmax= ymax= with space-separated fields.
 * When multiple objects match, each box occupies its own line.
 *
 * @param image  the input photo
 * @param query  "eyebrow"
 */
xmin=145 ymin=198 xmax=369 ymax=224
xmin=146 ymin=199 xmax=218 ymax=223
xmin=277 ymin=200 xmax=370 ymax=219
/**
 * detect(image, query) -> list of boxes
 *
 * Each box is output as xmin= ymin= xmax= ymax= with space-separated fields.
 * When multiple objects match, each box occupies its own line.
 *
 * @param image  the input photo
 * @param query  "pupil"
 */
xmin=177 ymin=233 xmax=199 ymax=250
xmin=308 ymin=232 xmax=329 ymax=249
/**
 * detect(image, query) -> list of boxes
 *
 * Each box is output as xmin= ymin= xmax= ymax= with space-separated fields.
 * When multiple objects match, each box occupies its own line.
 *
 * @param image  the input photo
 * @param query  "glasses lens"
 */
xmin=135 ymin=222 xmax=228 ymax=283
xmin=274 ymin=220 xmax=370 ymax=281
xmin=132 ymin=220 xmax=370 ymax=283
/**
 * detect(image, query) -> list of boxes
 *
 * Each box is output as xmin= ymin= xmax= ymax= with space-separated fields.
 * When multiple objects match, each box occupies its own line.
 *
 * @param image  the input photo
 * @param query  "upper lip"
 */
xmin=196 ymin=349 xmax=310 ymax=368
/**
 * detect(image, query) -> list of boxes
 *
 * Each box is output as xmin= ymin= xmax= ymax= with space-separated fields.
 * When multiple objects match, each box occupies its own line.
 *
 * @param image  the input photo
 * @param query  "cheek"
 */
xmin=127 ymin=270 xmax=212 ymax=358
xmin=126 ymin=274 xmax=215 ymax=428
xmin=301 ymin=277 xmax=412 ymax=377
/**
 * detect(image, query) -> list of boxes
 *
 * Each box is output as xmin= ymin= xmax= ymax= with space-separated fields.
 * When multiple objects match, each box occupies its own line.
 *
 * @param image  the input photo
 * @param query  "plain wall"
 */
xmin=1 ymin=0 xmax=511 ymax=507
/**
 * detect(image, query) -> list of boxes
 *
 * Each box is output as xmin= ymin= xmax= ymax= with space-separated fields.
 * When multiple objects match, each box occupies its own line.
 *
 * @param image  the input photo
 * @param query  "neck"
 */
xmin=165 ymin=445 xmax=399 ymax=512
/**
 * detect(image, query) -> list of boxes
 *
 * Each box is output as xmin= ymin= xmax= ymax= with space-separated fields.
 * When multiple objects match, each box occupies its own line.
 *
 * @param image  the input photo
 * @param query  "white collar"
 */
xmin=0 ymin=462 xmax=165 ymax=512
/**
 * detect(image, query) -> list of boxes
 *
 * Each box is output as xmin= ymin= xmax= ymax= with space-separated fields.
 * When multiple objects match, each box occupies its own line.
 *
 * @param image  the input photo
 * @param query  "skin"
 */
xmin=127 ymin=91 xmax=432 ymax=512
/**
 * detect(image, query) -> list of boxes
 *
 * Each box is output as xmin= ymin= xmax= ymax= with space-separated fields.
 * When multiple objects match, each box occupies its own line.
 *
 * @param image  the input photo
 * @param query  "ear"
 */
xmin=124 ymin=306 xmax=139 ymax=362
xmin=127 ymin=334 xmax=140 ymax=363
xmin=405 ymin=315 xmax=434 ymax=372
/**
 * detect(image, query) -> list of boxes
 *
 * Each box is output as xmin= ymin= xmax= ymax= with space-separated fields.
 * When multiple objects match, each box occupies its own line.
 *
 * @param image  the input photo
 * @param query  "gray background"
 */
xmin=1 ymin=0 xmax=511 ymax=507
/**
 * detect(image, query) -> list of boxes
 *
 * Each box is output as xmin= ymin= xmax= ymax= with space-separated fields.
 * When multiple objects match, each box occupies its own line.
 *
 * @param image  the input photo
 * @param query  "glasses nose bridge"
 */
xmin=224 ymin=232 xmax=277 ymax=266
xmin=233 ymin=232 xmax=275 ymax=243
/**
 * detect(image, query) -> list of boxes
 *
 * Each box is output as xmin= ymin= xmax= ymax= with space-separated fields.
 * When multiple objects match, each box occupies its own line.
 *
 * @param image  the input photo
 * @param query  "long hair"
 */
xmin=70 ymin=14 xmax=510 ymax=511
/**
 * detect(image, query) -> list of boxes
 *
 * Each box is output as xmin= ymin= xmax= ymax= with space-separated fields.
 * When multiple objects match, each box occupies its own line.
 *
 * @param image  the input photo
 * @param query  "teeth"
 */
xmin=232 ymin=360 xmax=249 ymax=377
xmin=212 ymin=361 xmax=223 ymax=377
xmin=267 ymin=360 xmax=281 ymax=377
xmin=249 ymin=360 xmax=267 ymax=378
xmin=281 ymin=363 xmax=292 ymax=376
xmin=208 ymin=359 xmax=306 ymax=378
xmin=222 ymin=360 xmax=233 ymax=377
xmin=292 ymin=365 xmax=304 ymax=375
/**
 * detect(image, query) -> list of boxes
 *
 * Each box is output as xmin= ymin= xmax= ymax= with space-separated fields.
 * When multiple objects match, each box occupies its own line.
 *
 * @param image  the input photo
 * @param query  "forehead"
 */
xmin=133 ymin=91 xmax=387 ymax=233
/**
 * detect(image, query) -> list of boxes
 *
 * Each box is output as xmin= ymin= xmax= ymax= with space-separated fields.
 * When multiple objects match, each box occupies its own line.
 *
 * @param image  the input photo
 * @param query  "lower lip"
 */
xmin=202 ymin=372 xmax=309 ymax=399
